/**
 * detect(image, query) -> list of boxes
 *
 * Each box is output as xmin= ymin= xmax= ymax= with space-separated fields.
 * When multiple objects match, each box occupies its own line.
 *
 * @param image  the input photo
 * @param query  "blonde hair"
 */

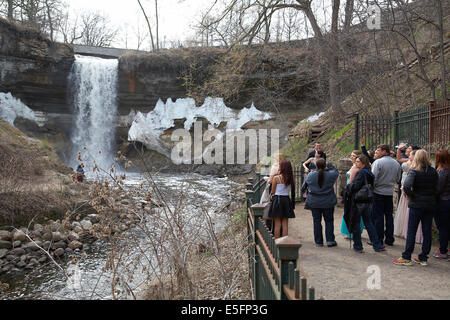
xmin=411 ymin=149 xmax=431 ymax=172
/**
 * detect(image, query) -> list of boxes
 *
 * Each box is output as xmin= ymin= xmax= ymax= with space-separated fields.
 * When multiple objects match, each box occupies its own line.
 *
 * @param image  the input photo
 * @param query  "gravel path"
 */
xmin=289 ymin=205 xmax=450 ymax=300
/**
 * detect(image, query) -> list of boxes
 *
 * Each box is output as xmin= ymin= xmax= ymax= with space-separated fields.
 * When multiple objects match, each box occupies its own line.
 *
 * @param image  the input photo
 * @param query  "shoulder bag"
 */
xmin=354 ymin=170 xmax=374 ymax=203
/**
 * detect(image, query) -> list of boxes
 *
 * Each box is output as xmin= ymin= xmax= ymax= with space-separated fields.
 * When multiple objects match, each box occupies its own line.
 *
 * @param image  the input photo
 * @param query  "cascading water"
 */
xmin=68 ymin=55 xmax=119 ymax=173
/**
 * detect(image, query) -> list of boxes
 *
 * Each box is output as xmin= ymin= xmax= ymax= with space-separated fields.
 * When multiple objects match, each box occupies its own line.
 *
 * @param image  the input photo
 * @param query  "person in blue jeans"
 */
xmin=433 ymin=149 xmax=450 ymax=260
xmin=303 ymin=159 xmax=339 ymax=247
xmin=372 ymin=145 xmax=402 ymax=246
xmin=346 ymin=155 xmax=385 ymax=253
xmin=394 ymin=150 xmax=438 ymax=266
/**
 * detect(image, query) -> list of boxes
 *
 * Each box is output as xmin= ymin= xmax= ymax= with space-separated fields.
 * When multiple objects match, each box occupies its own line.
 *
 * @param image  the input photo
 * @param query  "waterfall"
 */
xmin=69 ymin=55 xmax=119 ymax=173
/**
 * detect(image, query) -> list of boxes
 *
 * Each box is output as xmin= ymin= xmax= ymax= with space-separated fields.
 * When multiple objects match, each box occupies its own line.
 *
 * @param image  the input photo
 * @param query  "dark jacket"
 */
xmin=303 ymin=163 xmax=338 ymax=209
xmin=437 ymin=168 xmax=450 ymax=201
xmin=361 ymin=146 xmax=375 ymax=164
xmin=403 ymin=166 xmax=439 ymax=209
xmin=344 ymin=169 xmax=374 ymax=233
xmin=306 ymin=150 xmax=327 ymax=161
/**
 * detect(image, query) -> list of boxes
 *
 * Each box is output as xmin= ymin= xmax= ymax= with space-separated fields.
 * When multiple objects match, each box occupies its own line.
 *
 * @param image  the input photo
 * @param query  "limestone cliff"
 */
xmin=0 ymin=18 xmax=75 ymax=115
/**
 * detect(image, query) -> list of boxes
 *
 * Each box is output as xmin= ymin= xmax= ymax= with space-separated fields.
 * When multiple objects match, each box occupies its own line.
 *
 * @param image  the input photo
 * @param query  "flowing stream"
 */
xmin=0 ymin=173 xmax=240 ymax=300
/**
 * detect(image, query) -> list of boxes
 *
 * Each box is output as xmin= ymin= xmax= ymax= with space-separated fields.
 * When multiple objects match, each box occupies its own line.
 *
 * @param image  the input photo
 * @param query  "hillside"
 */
xmin=283 ymin=32 xmax=450 ymax=166
xmin=0 ymin=119 xmax=90 ymax=227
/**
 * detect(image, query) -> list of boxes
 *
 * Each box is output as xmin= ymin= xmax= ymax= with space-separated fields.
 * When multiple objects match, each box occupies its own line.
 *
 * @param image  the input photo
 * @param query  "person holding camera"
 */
xmin=303 ymin=159 xmax=339 ymax=247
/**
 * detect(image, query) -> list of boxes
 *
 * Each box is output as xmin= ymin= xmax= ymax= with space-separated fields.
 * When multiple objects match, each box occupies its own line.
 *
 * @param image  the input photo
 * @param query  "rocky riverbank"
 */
xmin=0 ymin=185 xmax=151 ymax=276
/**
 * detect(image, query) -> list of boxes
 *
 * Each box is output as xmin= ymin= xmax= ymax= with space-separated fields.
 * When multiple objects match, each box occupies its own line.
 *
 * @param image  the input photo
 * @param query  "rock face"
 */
xmin=0 ymin=18 xmax=75 ymax=159
xmin=0 ymin=18 xmax=75 ymax=116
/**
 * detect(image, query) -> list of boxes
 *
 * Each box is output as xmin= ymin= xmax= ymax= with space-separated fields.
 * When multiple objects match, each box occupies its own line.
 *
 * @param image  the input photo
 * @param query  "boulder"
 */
xmin=54 ymin=248 xmax=65 ymax=257
xmin=51 ymin=241 xmax=67 ymax=250
xmin=16 ymin=261 xmax=27 ymax=268
xmin=13 ymin=230 xmax=27 ymax=242
xmin=68 ymin=232 xmax=80 ymax=242
xmin=74 ymin=226 xmax=84 ymax=234
xmin=0 ymin=230 xmax=12 ymax=241
xmin=72 ymin=222 xmax=82 ymax=229
xmin=0 ymin=249 xmax=8 ymax=259
xmin=86 ymin=214 xmax=100 ymax=224
xmin=31 ymin=230 xmax=42 ymax=238
xmin=52 ymin=232 xmax=63 ymax=242
xmin=80 ymin=220 xmax=93 ymax=231
xmin=33 ymin=224 xmax=44 ymax=232
xmin=11 ymin=248 xmax=25 ymax=256
xmin=43 ymin=232 xmax=53 ymax=241
xmin=68 ymin=241 xmax=83 ymax=250
xmin=23 ymin=242 xmax=41 ymax=251
xmin=0 ymin=240 xmax=12 ymax=249
xmin=12 ymin=240 xmax=21 ymax=248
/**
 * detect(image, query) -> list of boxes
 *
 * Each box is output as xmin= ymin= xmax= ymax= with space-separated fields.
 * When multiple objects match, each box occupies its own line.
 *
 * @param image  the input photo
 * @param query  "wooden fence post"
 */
xmin=276 ymin=236 xmax=302 ymax=300
xmin=251 ymin=203 xmax=265 ymax=300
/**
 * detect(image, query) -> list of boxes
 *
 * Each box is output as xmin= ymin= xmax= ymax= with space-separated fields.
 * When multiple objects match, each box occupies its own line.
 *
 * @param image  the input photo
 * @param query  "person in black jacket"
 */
xmin=344 ymin=155 xmax=385 ymax=253
xmin=433 ymin=149 xmax=450 ymax=260
xmin=394 ymin=150 xmax=439 ymax=266
xmin=360 ymin=137 xmax=375 ymax=164
xmin=306 ymin=143 xmax=327 ymax=162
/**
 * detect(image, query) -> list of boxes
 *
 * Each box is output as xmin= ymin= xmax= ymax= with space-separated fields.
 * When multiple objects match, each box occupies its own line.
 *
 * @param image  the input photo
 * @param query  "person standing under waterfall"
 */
xmin=76 ymin=165 xmax=85 ymax=183
xmin=269 ymin=160 xmax=296 ymax=239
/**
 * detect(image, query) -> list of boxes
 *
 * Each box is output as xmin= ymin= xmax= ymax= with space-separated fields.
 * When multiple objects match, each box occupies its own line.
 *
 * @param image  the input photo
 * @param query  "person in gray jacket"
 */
xmin=303 ymin=159 xmax=339 ymax=247
xmin=372 ymin=144 xmax=402 ymax=246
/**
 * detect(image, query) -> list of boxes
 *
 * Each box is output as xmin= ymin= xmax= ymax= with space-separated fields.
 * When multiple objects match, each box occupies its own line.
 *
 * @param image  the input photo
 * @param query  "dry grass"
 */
xmin=0 ymin=119 xmax=87 ymax=227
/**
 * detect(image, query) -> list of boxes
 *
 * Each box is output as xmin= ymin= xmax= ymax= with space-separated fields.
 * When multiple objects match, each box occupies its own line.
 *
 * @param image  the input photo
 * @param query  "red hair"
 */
xmin=436 ymin=149 xmax=450 ymax=170
xmin=279 ymin=160 xmax=294 ymax=187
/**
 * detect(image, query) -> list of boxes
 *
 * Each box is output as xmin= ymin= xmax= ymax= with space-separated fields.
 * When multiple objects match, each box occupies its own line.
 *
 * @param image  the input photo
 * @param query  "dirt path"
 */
xmin=288 ymin=205 xmax=450 ymax=300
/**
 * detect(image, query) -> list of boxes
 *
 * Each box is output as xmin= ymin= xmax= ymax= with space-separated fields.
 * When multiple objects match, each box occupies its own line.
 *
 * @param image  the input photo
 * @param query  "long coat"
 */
xmin=343 ymin=169 xmax=374 ymax=234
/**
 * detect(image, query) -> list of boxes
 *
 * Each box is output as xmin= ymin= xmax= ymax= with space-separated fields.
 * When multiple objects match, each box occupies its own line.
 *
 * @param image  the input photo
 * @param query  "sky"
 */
xmin=69 ymin=0 xmax=213 ymax=49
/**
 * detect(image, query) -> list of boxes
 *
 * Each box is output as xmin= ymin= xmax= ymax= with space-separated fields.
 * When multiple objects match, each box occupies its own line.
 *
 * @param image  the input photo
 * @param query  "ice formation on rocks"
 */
xmin=0 ymin=92 xmax=39 ymax=126
xmin=128 ymin=97 xmax=272 ymax=156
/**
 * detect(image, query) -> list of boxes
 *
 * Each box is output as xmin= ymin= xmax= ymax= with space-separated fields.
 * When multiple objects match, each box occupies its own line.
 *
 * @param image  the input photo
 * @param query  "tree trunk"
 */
xmin=155 ymin=0 xmax=159 ymax=50
xmin=7 ymin=0 xmax=14 ymax=20
xmin=436 ymin=0 xmax=447 ymax=102
xmin=137 ymin=0 xmax=155 ymax=51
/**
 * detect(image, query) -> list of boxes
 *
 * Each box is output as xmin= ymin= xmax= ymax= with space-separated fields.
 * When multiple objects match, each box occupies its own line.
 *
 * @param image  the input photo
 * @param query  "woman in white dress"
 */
xmin=394 ymin=150 xmax=423 ymax=243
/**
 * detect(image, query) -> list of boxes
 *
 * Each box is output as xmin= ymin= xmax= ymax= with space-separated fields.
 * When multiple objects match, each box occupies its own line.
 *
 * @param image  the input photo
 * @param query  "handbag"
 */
xmin=354 ymin=170 xmax=374 ymax=203
xmin=263 ymin=195 xmax=273 ymax=220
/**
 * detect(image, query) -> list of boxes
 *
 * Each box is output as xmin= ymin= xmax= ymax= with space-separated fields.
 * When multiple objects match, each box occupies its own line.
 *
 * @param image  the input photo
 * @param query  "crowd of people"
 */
xmin=261 ymin=141 xmax=450 ymax=266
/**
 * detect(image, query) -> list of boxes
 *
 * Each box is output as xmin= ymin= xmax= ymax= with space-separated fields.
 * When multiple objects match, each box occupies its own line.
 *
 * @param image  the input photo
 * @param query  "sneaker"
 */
xmin=315 ymin=243 xmax=324 ymax=248
xmin=432 ymin=251 xmax=448 ymax=260
xmin=385 ymin=242 xmax=394 ymax=246
xmin=375 ymin=247 xmax=386 ymax=252
xmin=413 ymin=258 xmax=428 ymax=266
xmin=393 ymin=258 xmax=412 ymax=266
xmin=327 ymin=241 xmax=338 ymax=248
xmin=353 ymin=248 xmax=364 ymax=253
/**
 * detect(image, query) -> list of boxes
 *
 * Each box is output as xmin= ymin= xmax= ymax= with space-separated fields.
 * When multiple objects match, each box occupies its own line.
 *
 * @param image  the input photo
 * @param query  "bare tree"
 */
xmin=137 ymin=0 xmax=156 ymax=51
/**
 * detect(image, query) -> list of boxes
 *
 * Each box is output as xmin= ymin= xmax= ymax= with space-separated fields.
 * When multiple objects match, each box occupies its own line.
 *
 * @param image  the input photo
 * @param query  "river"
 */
xmin=0 ymin=172 xmax=241 ymax=300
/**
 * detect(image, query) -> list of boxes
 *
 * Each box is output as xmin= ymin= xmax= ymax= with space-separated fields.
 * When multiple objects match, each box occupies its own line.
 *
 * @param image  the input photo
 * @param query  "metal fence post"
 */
xmin=276 ymin=236 xmax=302 ymax=300
xmin=354 ymin=113 xmax=360 ymax=150
xmin=394 ymin=110 xmax=399 ymax=148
